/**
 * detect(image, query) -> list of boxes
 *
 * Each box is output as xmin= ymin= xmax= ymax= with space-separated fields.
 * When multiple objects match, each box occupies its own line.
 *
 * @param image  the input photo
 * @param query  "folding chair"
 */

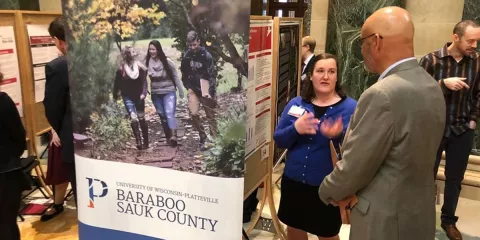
xmin=18 ymin=156 xmax=49 ymax=221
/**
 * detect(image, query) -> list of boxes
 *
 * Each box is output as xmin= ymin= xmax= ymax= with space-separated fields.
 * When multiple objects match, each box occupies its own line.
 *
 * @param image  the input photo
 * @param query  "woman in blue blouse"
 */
xmin=274 ymin=53 xmax=357 ymax=240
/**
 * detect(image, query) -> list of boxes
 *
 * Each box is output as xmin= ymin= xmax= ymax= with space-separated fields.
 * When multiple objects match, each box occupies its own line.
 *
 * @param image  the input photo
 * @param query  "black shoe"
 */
xmin=139 ymin=119 xmax=149 ymax=149
xmin=170 ymin=129 xmax=178 ymax=147
xmin=40 ymin=204 xmax=64 ymax=222
xmin=160 ymin=119 xmax=172 ymax=144
xmin=131 ymin=122 xmax=142 ymax=150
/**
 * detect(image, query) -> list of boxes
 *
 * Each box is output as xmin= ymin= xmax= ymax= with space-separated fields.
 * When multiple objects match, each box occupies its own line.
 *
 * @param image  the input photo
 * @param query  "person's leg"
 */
xmin=199 ymin=97 xmax=218 ymax=138
xmin=434 ymin=137 xmax=447 ymax=179
xmin=136 ymin=99 xmax=149 ymax=149
xmin=0 ymin=171 xmax=22 ymax=240
xmin=441 ymin=129 xmax=474 ymax=230
xmin=187 ymin=90 xmax=207 ymax=143
xmin=152 ymin=94 xmax=172 ymax=142
xmin=40 ymin=182 xmax=68 ymax=221
xmin=123 ymin=96 xmax=142 ymax=149
xmin=287 ymin=226 xmax=308 ymax=240
xmin=163 ymin=92 xmax=178 ymax=146
xmin=66 ymin=162 xmax=77 ymax=207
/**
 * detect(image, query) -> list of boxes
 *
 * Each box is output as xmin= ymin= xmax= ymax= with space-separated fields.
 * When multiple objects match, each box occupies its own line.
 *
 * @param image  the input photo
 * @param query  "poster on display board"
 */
xmin=245 ymin=20 xmax=273 ymax=158
xmin=0 ymin=26 xmax=23 ymax=117
xmin=26 ymin=24 xmax=62 ymax=103
xmin=61 ymin=0 xmax=251 ymax=239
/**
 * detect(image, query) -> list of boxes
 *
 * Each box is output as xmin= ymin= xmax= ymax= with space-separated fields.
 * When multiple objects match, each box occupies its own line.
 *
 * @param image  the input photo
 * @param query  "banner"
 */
xmin=62 ymin=0 xmax=251 ymax=239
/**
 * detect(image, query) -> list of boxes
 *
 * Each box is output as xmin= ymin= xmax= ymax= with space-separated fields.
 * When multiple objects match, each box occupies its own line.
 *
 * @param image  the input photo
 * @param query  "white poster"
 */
xmin=26 ymin=24 xmax=61 ymax=103
xmin=245 ymin=21 xmax=273 ymax=158
xmin=0 ymin=26 xmax=23 ymax=117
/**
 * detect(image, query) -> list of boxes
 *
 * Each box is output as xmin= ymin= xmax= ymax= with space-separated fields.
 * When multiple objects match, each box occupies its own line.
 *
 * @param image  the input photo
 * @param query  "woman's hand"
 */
xmin=50 ymin=130 xmax=61 ymax=147
xmin=320 ymin=116 xmax=343 ymax=138
xmin=294 ymin=112 xmax=320 ymax=135
xmin=140 ymin=94 xmax=146 ymax=100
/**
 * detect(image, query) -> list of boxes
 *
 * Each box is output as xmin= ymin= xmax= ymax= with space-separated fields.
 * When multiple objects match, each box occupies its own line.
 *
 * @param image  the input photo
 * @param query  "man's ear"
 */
xmin=453 ymin=34 xmax=460 ymax=42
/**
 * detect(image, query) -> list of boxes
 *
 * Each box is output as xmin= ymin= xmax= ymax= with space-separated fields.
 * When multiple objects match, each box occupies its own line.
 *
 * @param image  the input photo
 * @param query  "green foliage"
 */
xmin=204 ymin=104 xmax=246 ymax=177
xmin=88 ymin=101 xmax=131 ymax=152
xmin=68 ymin=36 xmax=116 ymax=132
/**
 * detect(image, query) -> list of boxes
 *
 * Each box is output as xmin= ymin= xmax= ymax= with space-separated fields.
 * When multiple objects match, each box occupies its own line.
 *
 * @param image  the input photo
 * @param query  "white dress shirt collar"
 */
xmin=378 ymin=57 xmax=417 ymax=81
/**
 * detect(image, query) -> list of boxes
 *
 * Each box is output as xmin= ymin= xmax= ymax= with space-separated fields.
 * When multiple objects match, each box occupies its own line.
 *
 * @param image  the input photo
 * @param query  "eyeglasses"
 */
xmin=359 ymin=33 xmax=383 ymax=44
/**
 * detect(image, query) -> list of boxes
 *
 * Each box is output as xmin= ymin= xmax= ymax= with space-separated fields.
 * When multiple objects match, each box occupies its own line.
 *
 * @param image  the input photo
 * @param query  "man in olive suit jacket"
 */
xmin=319 ymin=7 xmax=446 ymax=240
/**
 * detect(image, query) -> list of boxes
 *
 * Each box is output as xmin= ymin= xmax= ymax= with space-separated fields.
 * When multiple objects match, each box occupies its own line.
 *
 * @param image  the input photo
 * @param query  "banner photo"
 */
xmin=61 ymin=0 xmax=251 ymax=239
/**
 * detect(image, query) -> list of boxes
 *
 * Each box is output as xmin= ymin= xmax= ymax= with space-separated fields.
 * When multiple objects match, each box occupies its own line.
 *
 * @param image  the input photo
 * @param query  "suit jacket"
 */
xmin=43 ymin=56 xmax=74 ymax=163
xmin=301 ymin=54 xmax=316 ymax=93
xmin=318 ymin=59 xmax=446 ymax=240
xmin=301 ymin=54 xmax=316 ymax=76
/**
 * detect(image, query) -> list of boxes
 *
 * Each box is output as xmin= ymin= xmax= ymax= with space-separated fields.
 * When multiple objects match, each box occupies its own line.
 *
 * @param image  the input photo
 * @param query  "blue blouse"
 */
xmin=273 ymin=96 xmax=357 ymax=186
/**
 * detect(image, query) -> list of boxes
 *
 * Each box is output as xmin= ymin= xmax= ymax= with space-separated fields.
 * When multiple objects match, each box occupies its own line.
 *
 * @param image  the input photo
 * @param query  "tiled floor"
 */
xmin=243 ymin=172 xmax=480 ymax=240
xmin=17 ymin=169 xmax=480 ymax=240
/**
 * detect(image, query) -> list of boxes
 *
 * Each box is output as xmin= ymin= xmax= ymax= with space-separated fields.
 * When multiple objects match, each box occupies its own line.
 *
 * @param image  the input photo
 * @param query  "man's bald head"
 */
xmin=361 ymin=7 xmax=415 ymax=74
xmin=363 ymin=6 xmax=414 ymax=40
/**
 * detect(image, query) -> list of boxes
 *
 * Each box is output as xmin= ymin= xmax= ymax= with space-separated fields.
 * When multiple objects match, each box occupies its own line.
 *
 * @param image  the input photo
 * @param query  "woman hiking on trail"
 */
xmin=145 ymin=40 xmax=184 ymax=147
xmin=113 ymin=45 xmax=149 ymax=150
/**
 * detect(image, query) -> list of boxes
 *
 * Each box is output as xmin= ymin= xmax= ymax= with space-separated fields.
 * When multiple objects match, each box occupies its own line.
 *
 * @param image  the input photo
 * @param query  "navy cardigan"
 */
xmin=273 ymin=96 xmax=357 ymax=186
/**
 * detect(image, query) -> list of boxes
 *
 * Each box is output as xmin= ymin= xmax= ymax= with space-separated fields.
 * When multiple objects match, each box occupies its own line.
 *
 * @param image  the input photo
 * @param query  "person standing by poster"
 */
xmin=180 ymin=31 xmax=218 ymax=150
xmin=113 ymin=45 xmax=149 ymax=150
xmin=43 ymin=17 xmax=76 ymax=205
xmin=0 ymin=73 xmax=29 ymax=240
xmin=420 ymin=20 xmax=480 ymax=240
xmin=273 ymin=54 xmax=357 ymax=240
xmin=300 ymin=36 xmax=316 ymax=92
xmin=145 ymin=40 xmax=184 ymax=147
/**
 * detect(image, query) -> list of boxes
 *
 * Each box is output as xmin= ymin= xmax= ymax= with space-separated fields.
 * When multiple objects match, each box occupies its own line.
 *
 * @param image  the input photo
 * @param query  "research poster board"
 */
xmin=0 ymin=25 xmax=23 ymax=117
xmin=26 ymin=24 xmax=60 ymax=103
xmin=245 ymin=20 xmax=273 ymax=159
xmin=62 ymin=0 xmax=251 ymax=239
xmin=273 ymin=19 xmax=302 ymax=165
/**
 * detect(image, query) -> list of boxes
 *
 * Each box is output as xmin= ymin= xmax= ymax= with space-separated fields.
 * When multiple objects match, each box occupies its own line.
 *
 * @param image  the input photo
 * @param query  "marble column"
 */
xmin=0 ymin=0 xmax=20 ymax=9
xmin=405 ymin=0 xmax=464 ymax=59
xmin=463 ymin=0 xmax=480 ymax=52
xmin=325 ymin=0 xmax=405 ymax=100
xmin=303 ymin=0 xmax=312 ymax=36
xmin=309 ymin=0 xmax=329 ymax=55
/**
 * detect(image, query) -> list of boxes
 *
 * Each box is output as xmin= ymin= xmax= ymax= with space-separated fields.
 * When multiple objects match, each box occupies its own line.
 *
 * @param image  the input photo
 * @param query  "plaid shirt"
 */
xmin=420 ymin=42 xmax=480 ymax=137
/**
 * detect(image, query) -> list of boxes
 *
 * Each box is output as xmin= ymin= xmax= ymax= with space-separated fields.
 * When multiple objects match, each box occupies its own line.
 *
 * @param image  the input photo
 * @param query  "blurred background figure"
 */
xmin=300 ymin=36 xmax=316 ymax=93
xmin=420 ymin=20 xmax=480 ymax=240
xmin=0 ymin=68 xmax=29 ymax=240
xmin=43 ymin=17 xmax=77 ymax=207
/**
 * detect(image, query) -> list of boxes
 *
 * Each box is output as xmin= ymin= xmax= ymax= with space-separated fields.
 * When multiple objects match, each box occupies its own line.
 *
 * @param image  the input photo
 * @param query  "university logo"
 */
xmin=86 ymin=178 xmax=109 ymax=208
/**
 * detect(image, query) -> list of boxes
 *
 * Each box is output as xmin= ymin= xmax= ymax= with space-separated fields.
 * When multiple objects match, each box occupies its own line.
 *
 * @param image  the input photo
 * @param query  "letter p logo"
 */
xmin=86 ymin=178 xmax=108 ymax=208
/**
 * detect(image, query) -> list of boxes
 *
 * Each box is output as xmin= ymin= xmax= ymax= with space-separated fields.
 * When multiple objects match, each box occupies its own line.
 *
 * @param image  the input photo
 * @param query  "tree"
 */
xmin=88 ymin=0 xmax=167 ymax=51
xmin=64 ymin=0 xmax=167 ymax=51
xmin=167 ymin=0 xmax=250 ymax=89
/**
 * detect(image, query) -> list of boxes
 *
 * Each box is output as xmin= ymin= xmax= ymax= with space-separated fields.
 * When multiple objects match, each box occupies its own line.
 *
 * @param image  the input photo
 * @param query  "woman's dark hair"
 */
xmin=301 ymin=53 xmax=345 ymax=101
xmin=146 ymin=40 xmax=175 ymax=86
